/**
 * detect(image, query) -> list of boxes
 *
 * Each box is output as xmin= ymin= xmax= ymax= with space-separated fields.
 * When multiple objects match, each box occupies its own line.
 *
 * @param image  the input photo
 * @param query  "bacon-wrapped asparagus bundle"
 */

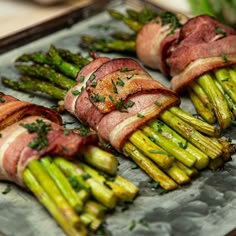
xmin=3 ymin=46 xmax=235 ymax=192
xmin=80 ymin=8 xmax=236 ymax=130
xmin=0 ymin=92 xmax=138 ymax=236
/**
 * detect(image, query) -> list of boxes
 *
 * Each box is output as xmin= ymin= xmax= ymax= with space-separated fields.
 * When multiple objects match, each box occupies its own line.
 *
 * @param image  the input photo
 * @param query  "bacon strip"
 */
xmin=64 ymin=57 xmax=180 ymax=152
xmin=135 ymin=14 xmax=236 ymax=93
xmin=0 ymin=94 xmax=97 ymax=186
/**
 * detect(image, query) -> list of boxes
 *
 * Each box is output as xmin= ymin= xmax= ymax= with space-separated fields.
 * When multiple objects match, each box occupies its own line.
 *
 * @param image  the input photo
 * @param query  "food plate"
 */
xmin=0 ymin=0 xmax=235 ymax=235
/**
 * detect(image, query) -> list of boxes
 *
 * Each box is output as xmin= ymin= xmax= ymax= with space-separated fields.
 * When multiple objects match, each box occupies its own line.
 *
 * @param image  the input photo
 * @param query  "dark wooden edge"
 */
xmin=0 ymin=0 xmax=110 ymax=54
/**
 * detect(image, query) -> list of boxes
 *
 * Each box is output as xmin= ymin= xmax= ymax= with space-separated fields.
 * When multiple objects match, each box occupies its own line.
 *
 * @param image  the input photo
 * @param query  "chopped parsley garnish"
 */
xmin=221 ymin=77 xmax=229 ymax=82
xmin=90 ymin=93 xmax=105 ymax=102
xmin=72 ymin=90 xmax=80 ymax=96
xmin=79 ymin=75 xmax=85 ymax=82
xmin=124 ymin=100 xmax=135 ymax=108
xmin=129 ymin=220 xmax=136 ymax=231
xmin=0 ymin=97 xmax=5 ymax=103
xmin=149 ymin=150 xmax=169 ymax=155
xmin=120 ymin=67 xmax=134 ymax=72
xmin=116 ymin=77 xmax=125 ymax=86
xmin=178 ymin=141 xmax=188 ymax=149
xmin=137 ymin=113 xmax=145 ymax=118
xmin=74 ymin=124 xmax=90 ymax=137
xmin=2 ymin=185 xmax=11 ymax=194
xmin=221 ymin=53 xmax=230 ymax=63
xmin=215 ymin=26 xmax=226 ymax=37
xmin=159 ymin=12 xmax=182 ymax=34
xmin=111 ymin=79 xmax=118 ymax=93
xmin=91 ymin=81 xmax=97 ymax=87
xmin=154 ymin=101 xmax=162 ymax=106
xmin=89 ymin=74 xmax=96 ymax=82
xmin=63 ymin=129 xmax=70 ymax=136
xmin=20 ymin=119 xmax=52 ymax=151
xmin=109 ymin=95 xmax=115 ymax=103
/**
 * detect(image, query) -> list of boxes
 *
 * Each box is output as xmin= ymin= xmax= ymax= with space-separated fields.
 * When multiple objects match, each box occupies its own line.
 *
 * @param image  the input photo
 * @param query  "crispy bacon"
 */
xmin=64 ymin=57 xmax=180 ymax=151
xmin=0 ymin=94 xmax=97 ymax=186
xmin=135 ymin=14 xmax=236 ymax=93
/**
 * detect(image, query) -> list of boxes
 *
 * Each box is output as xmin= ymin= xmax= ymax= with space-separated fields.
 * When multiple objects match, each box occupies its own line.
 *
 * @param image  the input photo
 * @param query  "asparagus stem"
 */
xmin=23 ymin=168 xmax=87 ymax=236
xmin=15 ymin=51 xmax=53 ymax=66
xmin=188 ymin=87 xmax=216 ymax=124
xmin=83 ymin=200 xmax=106 ymax=219
xmin=80 ymin=162 xmax=139 ymax=202
xmin=197 ymin=73 xmax=232 ymax=130
xmin=40 ymin=156 xmax=84 ymax=213
xmin=54 ymin=157 xmax=117 ymax=209
xmin=214 ymin=67 xmax=236 ymax=103
xmin=2 ymin=77 xmax=66 ymax=100
xmin=141 ymin=125 xmax=196 ymax=167
xmin=79 ymin=145 xmax=118 ymax=175
xmin=123 ymin=141 xmax=178 ymax=191
xmin=80 ymin=35 xmax=136 ymax=53
xmin=108 ymin=9 xmax=143 ymax=32
xmin=160 ymin=110 xmax=222 ymax=159
xmin=27 ymin=159 xmax=82 ymax=229
xmin=148 ymin=119 xmax=209 ymax=170
xmin=214 ymin=78 xmax=236 ymax=117
xmin=165 ymin=162 xmax=191 ymax=185
xmin=48 ymin=45 xmax=81 ymax=79
xmin=129 ymin=130 xmax=175 ymax=169
xmin=190 ymin=79 xmax=215 ymax=112
xmin=80 ymin=212 xmax=103 ymax=231
xmin=175 ymin=161 xmax=198 ymax=178
xmin=16 ymin=64 xmax=76 ymax=90
xmin=57 ymin=48 xmax=90 ymax=68
xmin=169 ymin=106 xmax=220 ymax=137
xmin=229 ymin=67 xmax=236 ymax=84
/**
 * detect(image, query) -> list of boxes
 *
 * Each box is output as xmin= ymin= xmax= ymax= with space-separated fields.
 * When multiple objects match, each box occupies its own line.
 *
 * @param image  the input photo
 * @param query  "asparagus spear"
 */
xmin=23 ymin=168 xmax=87 ymax=236
xmin=4 ymin=46 xmax=235 ymax=191
xmin=80 ymin=8 xmax=236 ymax=130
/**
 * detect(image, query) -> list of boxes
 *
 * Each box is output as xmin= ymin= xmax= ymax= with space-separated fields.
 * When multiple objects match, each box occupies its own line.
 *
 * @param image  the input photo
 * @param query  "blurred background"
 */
xmin=1 ymin=0 xmax=235 ymax=43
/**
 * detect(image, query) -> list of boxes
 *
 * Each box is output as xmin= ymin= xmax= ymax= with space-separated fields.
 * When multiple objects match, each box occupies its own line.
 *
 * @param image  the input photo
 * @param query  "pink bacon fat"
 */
xmin=168 ymin=15 xmax=236 ymax=77
xmin=136 ymin=13 xmax=188 ymax=74
xmin=0 ymin=92 xmax=62 ymax=129
xmin=65 ymin=57 xmax=180 ymax=152
xmin=0 ymin=115 xmax=97 ymax=186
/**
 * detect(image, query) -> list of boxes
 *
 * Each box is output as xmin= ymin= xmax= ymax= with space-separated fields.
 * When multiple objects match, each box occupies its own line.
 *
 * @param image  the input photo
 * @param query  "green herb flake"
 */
xmin=154 ymin=101 xmax=162 ymax=106
xmin=109 ymin=95 xmax=114 ymax=103
xmin=149 ymin=149 xmax=169 ymax=155
xmin=221 ymin=53 xmax=230 ymax=63
xmin=90 ymin=93 xmax=105 ymax=102
xmin=63 ymin=129 xmax=70 ymax=136
xmin=72 ymin=90 xmax=80 ymax=96
xmin=111 ymin=79 xmax=118 ymax=94
xmin=79 ymin=75 xmax=85 ymax=82
xmin=178 ymin=141 xmax=188 ymax=149
xmin=129 ymin=219 xmax=136 ymax=231
xmin=89 ymin=74 xmax=96 ymax=82
xmin=120 ymin=67 xmax=134 ymax=73
xmin=0 ymin=97 xmax=5 ymax=103
xmin=2 ymin=185 xmax=11 ymax=194
xmin=137 ymin=113 xmax=145 ymax=118
xmin=139 ymin=218 xmax=150 ymax=229
xmin=82 ymin=173 xmax=91 ymax=181
xmin=91 ymin=81 xmax=97 ymax=87
xmin=221 ymin=77 xmax=229 ymax=82
xmin=20 ymin=119 xmax=52 ymax=151
xmin=116 ymin=77 xmax=125 ymax=86
xmin=124 ymin=100 xmax=135 ymax=108
xmin=215 ymin=26 xmax=226 ymax=37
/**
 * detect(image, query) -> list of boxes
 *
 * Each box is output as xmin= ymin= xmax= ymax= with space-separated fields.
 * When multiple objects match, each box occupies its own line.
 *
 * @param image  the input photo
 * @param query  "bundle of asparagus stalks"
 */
xmin=80 ymin=8 xmax=236 ymax=131
xmin=24 ymin=147 xmax=138 ymax=236
xmin=2 ymin=45 xmax=235 ymax=192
